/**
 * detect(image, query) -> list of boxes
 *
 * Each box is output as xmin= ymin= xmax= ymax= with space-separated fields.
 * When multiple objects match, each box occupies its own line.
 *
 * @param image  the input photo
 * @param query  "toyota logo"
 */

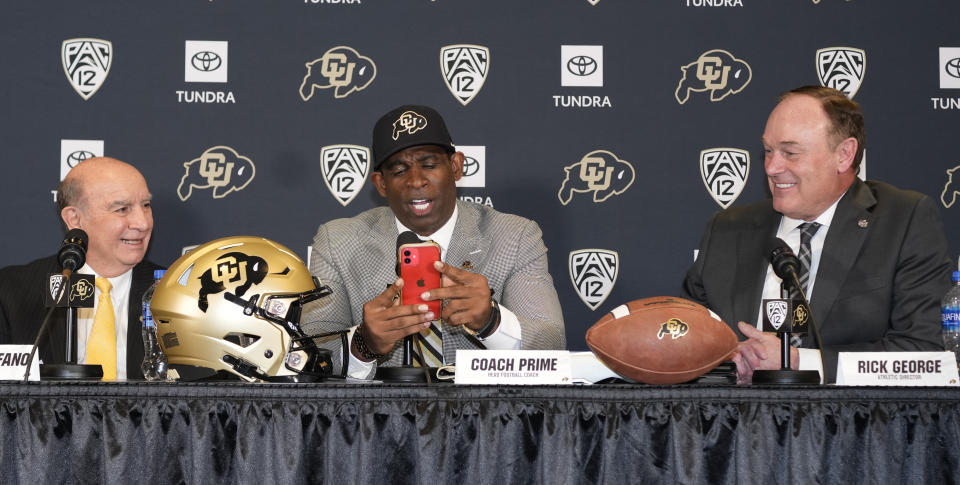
xmin=191 ymin=51 xmax=222 ymax=72
xmin=66 ymin=150 xmax=95 ymax=168
xmin=463 ymin=156 xmax=480 ymax=176
xmin=566 ymin=55 xmax=597 ymax=76
xmin=946 ymin=57 xmax=960 ymax=79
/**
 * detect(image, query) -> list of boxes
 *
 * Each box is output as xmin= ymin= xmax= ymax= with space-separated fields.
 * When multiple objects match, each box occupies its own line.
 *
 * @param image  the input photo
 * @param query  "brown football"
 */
xmin=585 ymin=296 xmax=737 ymax=384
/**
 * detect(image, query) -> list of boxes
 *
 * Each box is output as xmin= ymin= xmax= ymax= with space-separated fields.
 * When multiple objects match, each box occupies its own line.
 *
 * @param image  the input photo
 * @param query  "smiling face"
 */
xmin=762 ymin=94 xmax=857 ymax=221
xmin=371 ymin=145 xmax=462 ymax=237
xmin=60 ymin=158 xmax=154 ymax=277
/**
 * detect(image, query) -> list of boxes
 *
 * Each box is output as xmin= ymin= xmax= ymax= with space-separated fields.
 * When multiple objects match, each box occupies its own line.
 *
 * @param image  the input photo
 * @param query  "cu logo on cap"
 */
xmin=191 ymin=51 xmax=222 ymax=72
xmin=567 ymin=55 xmax=597 ymax=76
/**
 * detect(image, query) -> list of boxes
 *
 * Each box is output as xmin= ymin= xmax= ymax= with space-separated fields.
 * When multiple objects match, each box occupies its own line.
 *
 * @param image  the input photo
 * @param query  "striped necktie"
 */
xmin=86 ymin=277 xmax=117 ymax=380
xmin=791 ymin=222 xmax=821 ymax=348
xmin=413 ymin=239 xmax=443 ymax=368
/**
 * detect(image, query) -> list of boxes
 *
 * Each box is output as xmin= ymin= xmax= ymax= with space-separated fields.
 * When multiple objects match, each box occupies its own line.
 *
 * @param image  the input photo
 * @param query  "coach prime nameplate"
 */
xmin=0 ymin=345 xmax=40 ymax=381
xmin=836 ymin=352 xmax=959 ymax=386
xmin=455 ymin=350 xmax=571 ymax=384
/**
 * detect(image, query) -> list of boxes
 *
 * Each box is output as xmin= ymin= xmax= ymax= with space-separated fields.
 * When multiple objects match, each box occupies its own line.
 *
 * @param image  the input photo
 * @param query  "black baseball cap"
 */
xmin=372 ymin=104 xmax=456 ymax=170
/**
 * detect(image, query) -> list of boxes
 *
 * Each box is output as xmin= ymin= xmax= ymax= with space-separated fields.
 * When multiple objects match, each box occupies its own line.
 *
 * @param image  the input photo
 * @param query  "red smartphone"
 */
xmin=398 ymin=241 xmax=443 ymax=316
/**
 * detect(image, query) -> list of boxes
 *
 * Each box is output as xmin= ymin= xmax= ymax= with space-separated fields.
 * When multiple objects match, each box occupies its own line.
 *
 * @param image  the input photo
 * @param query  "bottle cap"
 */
xmin=154 ymin=269 xmax=166 ymax=280
xmin=953 ymin=271 xmax=960 ymax=283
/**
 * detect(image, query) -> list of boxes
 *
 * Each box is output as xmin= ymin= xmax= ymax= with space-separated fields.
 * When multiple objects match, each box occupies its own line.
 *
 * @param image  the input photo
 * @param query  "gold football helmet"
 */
xmin=150 ymin=236 xmax=338 ymax=382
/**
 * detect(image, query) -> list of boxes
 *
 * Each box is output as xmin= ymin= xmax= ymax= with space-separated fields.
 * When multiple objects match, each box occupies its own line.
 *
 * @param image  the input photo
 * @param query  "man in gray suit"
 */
xmin=304 ymin=105 xmax=565 ymax=379
xmin=683 ymin=86 xmax=952 ymax=384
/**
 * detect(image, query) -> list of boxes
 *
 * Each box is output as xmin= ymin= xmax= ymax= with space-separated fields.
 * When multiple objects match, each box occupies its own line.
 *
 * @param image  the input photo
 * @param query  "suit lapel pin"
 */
xmin=858 ymin=219 xmax=869 ymax=228
xmin=461 ymin=261 xmax=475 ymax=271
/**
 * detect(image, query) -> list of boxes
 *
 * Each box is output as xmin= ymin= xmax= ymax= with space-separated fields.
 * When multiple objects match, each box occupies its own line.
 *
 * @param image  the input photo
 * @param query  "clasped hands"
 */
xmin=354 ymin=261 xmax=494 ymax=359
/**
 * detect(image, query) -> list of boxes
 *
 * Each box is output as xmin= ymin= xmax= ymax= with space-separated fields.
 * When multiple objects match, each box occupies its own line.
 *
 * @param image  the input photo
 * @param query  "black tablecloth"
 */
xmin=1 ymin=382 xmax=958 ymax=484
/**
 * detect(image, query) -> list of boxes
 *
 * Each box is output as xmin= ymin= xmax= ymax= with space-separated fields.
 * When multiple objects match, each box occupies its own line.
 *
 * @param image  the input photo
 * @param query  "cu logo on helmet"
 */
xmin=945 ymin=57 xmax=960 ymax=79
xmin=462 ymin=156 xmax=480 ymax=177
xmin=191 ymin=51 xmax=222 ymax=72
xmin=567 ymin=55 xmax=597 ymax=76
xmin=66 ymin=150 xmax=95 ymax=168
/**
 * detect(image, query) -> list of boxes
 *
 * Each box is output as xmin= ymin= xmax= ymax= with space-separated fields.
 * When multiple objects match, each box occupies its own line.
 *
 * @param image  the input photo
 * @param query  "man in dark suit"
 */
xmin=683 ymin=86 xmax=952 ymax=383
xmin=0 ymin=157 xmax=160 ymax=380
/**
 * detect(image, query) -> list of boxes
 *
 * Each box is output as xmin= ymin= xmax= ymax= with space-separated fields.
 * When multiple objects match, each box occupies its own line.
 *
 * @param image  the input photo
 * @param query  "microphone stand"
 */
xmin=752 ymin=274 xmax=822 ymax=386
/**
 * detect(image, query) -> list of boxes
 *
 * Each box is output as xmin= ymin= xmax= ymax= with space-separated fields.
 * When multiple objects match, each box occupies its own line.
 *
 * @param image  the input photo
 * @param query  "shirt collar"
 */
xmin=394 ymin=204 xmax=458 ymax=257
xmin=78 ymin=264 xmax=134 ymax=296
xmin=781 ymin=192 xmax=843 ymax=233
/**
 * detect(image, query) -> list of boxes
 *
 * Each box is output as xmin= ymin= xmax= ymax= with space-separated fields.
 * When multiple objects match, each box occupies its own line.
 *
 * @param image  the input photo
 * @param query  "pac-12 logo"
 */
xmin=198 ymin=252 xmax=268 ymax=312
xmin=558 ymin=150 xmax=635 ymax=205
xmin=675 ymin=49 xmax=751 ymax=104
xmin=62 ymin=38 xmax=112 ymax=100
xmin=178 ymin=146 xmax=256 ymax=201
xmin=321 ymin=144 xmax=370 ymax=206
xmin=299 ymin=46 xmax=376 ymax=100
xmin=816 ymin=47 xmax=865 ymax=98
xmin=440 ymin=44 xmax=489 ymax=106
xmin=569 ymin=249 xmax=618 ymax=310
xmin=700 ymin=148 xmax=749 ymax=209
xmin=765 ymin=300 xmax=788 ymax=331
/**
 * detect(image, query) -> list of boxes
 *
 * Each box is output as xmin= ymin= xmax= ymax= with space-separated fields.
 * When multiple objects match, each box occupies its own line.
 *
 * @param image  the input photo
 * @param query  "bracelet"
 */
xmin=475 ymin=299 xmax=501 ymax=340
xmin=352 ymin=326 xmax=385 ymax=361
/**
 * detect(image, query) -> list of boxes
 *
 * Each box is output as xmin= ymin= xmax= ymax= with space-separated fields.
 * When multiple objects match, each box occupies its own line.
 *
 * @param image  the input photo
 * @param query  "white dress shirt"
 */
xmin=754 ymin=196 xmax=843 ymax=382
xmin=347 ymin=205 xmax=523 ymax=378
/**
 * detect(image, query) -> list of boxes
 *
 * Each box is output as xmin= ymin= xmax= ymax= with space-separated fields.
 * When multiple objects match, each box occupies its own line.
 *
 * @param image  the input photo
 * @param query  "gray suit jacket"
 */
xmin=303 ymin=200 xmax=565 ymax=375
xmin=682 ymin=179 xmax=952 ymax=383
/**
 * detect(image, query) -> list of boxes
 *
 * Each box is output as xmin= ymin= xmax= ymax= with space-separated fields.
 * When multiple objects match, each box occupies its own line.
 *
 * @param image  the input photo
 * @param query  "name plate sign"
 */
xmin=455 ymin=350 xmax=571 ymax=385
xmin=0 ymin=345 xmax=40 ymax=381
xmin=836 ymin=351 xmax=959 ymax=386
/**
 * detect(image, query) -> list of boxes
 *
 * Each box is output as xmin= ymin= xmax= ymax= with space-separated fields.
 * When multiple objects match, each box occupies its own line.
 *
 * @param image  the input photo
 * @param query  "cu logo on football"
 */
xmin=569 ymin=249 xmax=618 ymax=311
xmin=700 ymin=148 xmax=750 ymax=209
xmin=191 ymin=51 xmax=222 ymax=72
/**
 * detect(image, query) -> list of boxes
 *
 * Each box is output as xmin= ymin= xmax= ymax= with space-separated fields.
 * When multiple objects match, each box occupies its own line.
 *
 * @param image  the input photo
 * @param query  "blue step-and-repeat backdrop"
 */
xmin=1 ymin=0 xmax=959 ymax=351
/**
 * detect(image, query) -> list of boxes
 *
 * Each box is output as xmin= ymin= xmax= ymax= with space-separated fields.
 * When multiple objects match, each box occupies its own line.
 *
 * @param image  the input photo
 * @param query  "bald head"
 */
xmin=57 ymin=157 xmax=154 ymax=277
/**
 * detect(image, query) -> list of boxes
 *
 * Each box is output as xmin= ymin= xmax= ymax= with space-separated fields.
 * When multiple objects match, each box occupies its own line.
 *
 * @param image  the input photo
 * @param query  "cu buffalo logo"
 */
xmin=299 ymin=46 xmax=376 ymax=100
xmin=177 ymin=146 xmax=256 ymax=201
xmin=198 ymin=252 xmax=268 ymax=312
xmin=392 ymin=110 xmax=428 ymax=140
xmin=70 ymin=278 xmax=94 ymax=304
xmin=657 ymin=318 xmax=689 ymax=340
xmin=816 ymin=47 xmax=866 ymax=99
xmin=942 ymin=164 xmax=960 ymax=208
xmin=675 ymin=49 xmax=752 ymax=104
xmin=558 ymin=150 xmax=635 ymax=205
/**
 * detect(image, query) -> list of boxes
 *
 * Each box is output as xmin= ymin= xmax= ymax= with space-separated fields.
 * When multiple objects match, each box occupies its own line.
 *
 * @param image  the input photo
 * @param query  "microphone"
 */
xmin=768 ymin=237 xmax=800 ymax=283
xmin=58 ymin=229 xmax=88 ymax=276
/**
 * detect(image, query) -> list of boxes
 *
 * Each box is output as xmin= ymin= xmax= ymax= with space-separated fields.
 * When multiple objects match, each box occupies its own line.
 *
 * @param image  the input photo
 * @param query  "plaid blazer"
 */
xmin=303 ymin=200 xmax=565 ymax=375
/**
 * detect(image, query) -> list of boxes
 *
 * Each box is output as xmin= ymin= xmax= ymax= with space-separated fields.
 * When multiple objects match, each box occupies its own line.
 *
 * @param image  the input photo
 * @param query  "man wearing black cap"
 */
xmin=304 ymin=105 xmax=565 ymax=379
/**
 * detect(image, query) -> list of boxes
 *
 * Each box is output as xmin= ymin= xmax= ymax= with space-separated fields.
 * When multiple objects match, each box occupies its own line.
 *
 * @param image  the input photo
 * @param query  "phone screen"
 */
xmin=398 ymin=242 xmax=442 ymax=316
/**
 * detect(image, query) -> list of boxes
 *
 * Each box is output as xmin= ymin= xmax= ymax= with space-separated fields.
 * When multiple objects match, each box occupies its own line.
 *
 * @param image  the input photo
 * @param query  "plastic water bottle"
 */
xmin=141 ymin=269 xmax=169 ymax=381
xmin=942 ymin=271 xmax=960 ymax=369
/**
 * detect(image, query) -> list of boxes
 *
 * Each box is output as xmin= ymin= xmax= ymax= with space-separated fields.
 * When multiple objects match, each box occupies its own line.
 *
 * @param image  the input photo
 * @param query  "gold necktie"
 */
xmin=415 ymin=322 xmax=444 ymax=368
xmin=87 ymin=277 xmax=117 ymax=380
